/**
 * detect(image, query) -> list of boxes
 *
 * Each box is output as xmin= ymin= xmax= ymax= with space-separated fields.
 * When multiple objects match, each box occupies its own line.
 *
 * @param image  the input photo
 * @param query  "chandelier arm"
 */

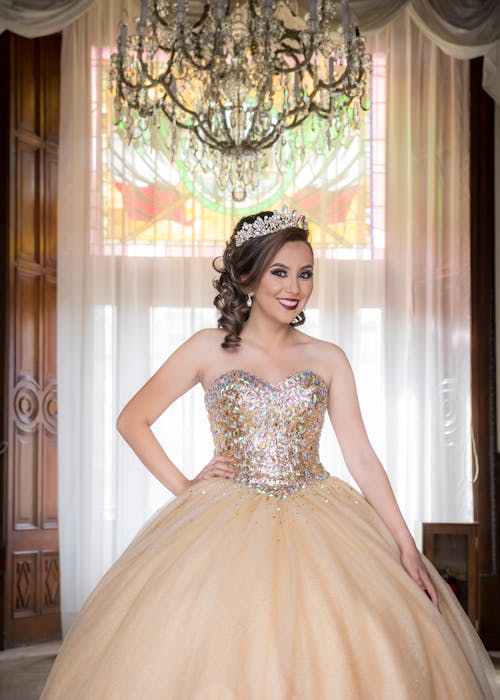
xmin=192 ymin=102 xmax=233 ymax=151
xmin=279 ymin=110 xmax=312 ymax=133
xmin=188 ymin=121 xmax=267 ymax=153
xmin=179 ymin=42 xmax=225 ymax=73
xmin=311 ymin=104 xmax=346 ymax=119
xmin=124 ymin=53 xmax=204 ymax=128
xmin=191 ymin=0 xmax=212 ymax=30
xmin=191 ymin=114 xmax=290 ymax=153
xmin=175 ymin=34 xmax=218 ymax=73
xmin=195 ymin=122 xmax=249 ymax=151
xmin=249 ymin=114 xmax=310 ymax=149
xmin=135 ymin=45 xmax=174 ymax=92
xmin=115 ymin=71 xmax=154 ymax=106
xmin=272 ymin=32 xmax=315 ymax=74
xmin=252 ymin=94 xmax=311 ymax=148
xmin=315 ymin=69 xmax=368 ymax=93
xmin=164 ymin=110 xmax=193 ymax=132
xmin=114 ymin=29 xmax=178 ymax=95
xmin=164 ymin=89 xmax=201 ymax=123
xmin=170 ymin=1 xmax=225 ymax=74
xmin=251 ymin=112 xmax=310 ymax=150
xmin=360 ymin=91 xmax=370 ymax=111
xmin=306 ymin=54 xmax=368 ymax=103
xmin=152 ymin=0 xmax=171 ymax=25
xmin=190 ymin=127 xmax=236 ymax=152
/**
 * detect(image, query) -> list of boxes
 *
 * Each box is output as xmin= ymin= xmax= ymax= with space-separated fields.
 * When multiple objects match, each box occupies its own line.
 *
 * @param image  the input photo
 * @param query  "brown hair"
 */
xmin=212 ymin=211 xmax=312 ymax=349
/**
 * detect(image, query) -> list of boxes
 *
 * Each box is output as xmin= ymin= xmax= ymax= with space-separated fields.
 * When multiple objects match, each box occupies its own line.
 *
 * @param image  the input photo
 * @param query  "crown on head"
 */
xmin=234 ymin=205 xmax=308 ymax=248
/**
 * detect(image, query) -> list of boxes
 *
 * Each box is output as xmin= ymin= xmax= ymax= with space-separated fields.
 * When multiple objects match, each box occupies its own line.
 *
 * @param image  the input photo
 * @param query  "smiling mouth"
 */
xmin=277 ymin=298 xmax=299 ymax=310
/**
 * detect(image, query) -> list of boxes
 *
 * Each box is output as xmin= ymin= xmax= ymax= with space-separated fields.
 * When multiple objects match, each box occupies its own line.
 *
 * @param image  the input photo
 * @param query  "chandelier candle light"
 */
xmin=110 ymin=0 xmax=372 ymax=200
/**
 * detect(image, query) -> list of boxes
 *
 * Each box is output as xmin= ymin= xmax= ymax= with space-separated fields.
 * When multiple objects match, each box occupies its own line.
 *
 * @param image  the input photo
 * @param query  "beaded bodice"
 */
xmin=205 ymin=369 xmax=330 ymax=499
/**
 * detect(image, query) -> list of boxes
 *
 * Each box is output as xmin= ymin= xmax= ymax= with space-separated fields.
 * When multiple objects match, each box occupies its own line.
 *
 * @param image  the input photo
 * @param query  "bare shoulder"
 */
xmin=294 ymin=330 xmax=349 ymax=363
xmin=181 ymin=328 xmax=230 ymax=380
xmin=160 ymin=327 xmax=225 ymax=376
xmin=292 ymin=331 xmax=352 ymax=385
xmin=188 ymin=327 xmax=226 ymax=349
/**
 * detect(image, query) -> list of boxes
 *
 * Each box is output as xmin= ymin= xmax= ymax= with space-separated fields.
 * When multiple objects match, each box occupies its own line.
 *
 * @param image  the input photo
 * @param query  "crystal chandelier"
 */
xmin=110 ymin=0 xmax=372 ymax=200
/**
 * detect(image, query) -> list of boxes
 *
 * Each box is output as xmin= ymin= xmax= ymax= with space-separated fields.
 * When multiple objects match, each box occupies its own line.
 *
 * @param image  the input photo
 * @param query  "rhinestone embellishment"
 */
xmin=234 ymin=205 xmax=308 ymax=247
xmin=205 ymin=369 xmax=330 ymax=499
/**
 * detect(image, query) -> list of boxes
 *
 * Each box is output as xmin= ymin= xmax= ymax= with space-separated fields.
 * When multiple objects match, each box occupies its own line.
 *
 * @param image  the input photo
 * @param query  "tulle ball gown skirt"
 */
xmin=41 ymin=476 xmax=500 ymax=699
xmin=41 ymin=371 xmax=500 ymax=698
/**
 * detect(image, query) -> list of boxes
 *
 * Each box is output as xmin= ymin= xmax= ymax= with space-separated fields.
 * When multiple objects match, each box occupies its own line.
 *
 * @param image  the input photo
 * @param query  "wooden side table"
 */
xmin=422 ymin=522 xmax=478 ymax=628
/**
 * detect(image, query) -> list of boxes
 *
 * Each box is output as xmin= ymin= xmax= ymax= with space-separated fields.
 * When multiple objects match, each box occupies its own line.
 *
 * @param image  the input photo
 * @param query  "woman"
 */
xmin=42 ymin=206 xmax=499 ymax=698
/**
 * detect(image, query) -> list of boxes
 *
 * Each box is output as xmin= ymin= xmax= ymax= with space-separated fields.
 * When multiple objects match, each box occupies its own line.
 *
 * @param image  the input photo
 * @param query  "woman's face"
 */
xmin=251 ymin=240 xmax=314 ymax=323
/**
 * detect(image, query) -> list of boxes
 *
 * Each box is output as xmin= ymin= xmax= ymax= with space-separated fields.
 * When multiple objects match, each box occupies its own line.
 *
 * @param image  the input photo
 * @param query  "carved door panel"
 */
xmin=0 ymin=32 xmax=61 ymax=648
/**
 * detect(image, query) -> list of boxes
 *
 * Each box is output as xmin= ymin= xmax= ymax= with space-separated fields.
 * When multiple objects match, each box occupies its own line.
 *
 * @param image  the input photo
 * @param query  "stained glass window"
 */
xmin=93 ymin=49 xmax=386 ymax=259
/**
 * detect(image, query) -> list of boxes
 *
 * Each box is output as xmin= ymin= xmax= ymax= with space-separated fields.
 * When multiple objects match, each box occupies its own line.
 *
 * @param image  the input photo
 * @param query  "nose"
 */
xmin=285 ymin=277 xmax=300 ymax=295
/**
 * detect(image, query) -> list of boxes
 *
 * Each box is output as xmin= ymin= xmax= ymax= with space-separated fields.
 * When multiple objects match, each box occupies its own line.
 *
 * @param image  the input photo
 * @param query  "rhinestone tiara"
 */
xmin=234 ymin=205 xmax=308 ymax=247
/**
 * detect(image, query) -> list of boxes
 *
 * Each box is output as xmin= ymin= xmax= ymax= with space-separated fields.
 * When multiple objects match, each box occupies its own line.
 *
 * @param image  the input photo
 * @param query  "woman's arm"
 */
xmin=116 ymin=330 xmax=233 ymax=496
xmin=327 ymin=346 xmax=439 ymax=608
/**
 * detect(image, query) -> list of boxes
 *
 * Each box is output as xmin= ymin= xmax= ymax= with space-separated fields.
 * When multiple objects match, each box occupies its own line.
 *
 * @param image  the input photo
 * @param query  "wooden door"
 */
xmin=0 ymin=31 xmax=61 ymax=648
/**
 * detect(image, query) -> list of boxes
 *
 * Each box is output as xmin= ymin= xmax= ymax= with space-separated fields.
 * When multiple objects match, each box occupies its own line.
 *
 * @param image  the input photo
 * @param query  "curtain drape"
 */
xmin=58 ymin=0 xmax=471 ymax=631
xmin=1 ymin=0 xmax=499 ymax=102
xmin=0 ymin=0 xmax=94 ymax=35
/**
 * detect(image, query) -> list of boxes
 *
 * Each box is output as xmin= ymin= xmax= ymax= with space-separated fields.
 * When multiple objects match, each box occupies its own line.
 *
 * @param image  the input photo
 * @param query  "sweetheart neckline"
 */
xmin=204 ymin=368 xmax=329 ymax=397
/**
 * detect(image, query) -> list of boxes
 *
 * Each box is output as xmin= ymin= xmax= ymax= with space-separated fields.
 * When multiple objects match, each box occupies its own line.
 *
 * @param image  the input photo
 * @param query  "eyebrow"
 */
xmin=269 ymin=262 xmax=313 ymax=270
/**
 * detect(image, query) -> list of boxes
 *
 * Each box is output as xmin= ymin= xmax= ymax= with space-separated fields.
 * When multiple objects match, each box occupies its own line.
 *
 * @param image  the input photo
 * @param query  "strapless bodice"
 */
xmin=205 ymin=369 xmax=330 ymax=498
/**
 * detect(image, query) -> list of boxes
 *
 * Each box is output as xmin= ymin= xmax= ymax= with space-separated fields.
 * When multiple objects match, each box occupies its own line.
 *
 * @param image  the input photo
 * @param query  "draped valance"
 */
xmin=0 ymin=0 xmax=95 ymax=36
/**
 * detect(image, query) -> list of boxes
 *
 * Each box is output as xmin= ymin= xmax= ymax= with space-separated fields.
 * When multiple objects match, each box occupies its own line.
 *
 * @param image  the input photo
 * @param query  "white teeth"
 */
xmin=278 ymin=299 xmax=298 ymax=309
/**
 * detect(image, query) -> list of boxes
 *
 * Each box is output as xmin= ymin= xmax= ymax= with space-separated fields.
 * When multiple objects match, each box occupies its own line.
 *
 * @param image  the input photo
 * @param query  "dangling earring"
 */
xmin=292 ymin=309 xmax=306 ymax=326
xmin=246 ymin=293 xmax=254 ymax=308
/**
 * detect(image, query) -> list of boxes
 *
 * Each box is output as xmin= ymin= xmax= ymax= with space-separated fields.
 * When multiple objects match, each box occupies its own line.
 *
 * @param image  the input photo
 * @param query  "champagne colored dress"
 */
xmin=41 ymin=370 xmax=500 ymax=699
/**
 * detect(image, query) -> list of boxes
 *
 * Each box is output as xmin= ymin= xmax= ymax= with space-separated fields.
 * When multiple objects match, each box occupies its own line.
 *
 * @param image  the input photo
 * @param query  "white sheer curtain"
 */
xmin=57 ymin=0 xmax=472 ymax=630
xmin=377 ymin=12 xmax=472 ymax=531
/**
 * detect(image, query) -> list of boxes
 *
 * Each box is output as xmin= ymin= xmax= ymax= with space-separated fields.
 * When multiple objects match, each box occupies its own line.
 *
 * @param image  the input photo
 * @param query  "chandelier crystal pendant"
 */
xmin=109 ymin=0 xmax=372 ymax=200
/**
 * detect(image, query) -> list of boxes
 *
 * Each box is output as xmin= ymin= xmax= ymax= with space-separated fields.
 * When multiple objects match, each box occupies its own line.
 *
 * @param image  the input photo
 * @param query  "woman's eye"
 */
xmin=270 ymin=269 xmax=313 ymax=279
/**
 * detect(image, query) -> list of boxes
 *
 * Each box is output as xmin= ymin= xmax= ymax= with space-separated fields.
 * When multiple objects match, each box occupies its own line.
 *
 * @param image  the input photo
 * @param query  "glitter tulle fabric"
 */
xmin=42 ymin=371 xmax=500 ymax=699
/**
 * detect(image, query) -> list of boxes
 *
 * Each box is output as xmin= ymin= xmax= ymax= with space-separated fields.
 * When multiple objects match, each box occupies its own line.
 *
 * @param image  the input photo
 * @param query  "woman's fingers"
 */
xmin=201 ymin=465 xmax=234 ymax=479
xmin=199 ymin=455 xmax=236 ymax=480
xmin=415 ymin=564 xmax=440 ymax=611
xmin=401 ymin=549 xmax=441 ymax=612
xmin=419 ymin=567 xmax=440 ymax=611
